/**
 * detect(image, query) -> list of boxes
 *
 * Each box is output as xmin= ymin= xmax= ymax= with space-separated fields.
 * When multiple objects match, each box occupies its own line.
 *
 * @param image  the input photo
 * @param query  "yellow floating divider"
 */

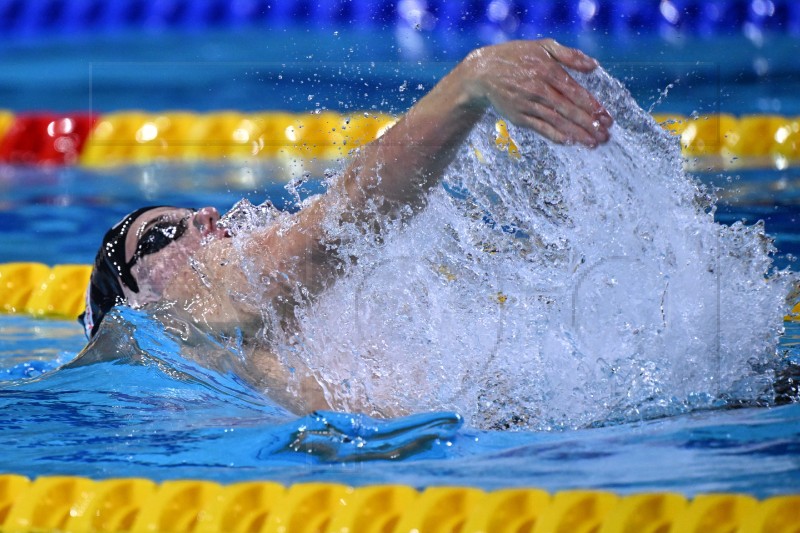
xmin=394 ymin=486 xmax=487 ymax=533
xmin=3 ymin=261 xmax=800 ymax=323
xmin=0 ymin=475 xmax=30 ymax=526
xmin=531 ymin=490 xmax=619 ymax=533
xmin=670 ymin=493 xmax=759 ymax=533
xmin=65 ymin=478 xmax=157 ymax=533
xmin=461 ymin=488 xmax=550 ymax=533
xmin=652 ymin=113 xmax=800 ymax=167
xmin=194 ymin=481 xmax=285 ymax=533
xmin=0 ymin=110 xmax=14 ymax=141
xmin=79 ymin=111 xmax=397 ymax=167
xmin=494 ymin=120 xmax=520 ymax=158
xmin=741 ymin=495 xmax=800 ymax=533
xmin=0 ymin=475 xmax=798 ymax=533
xmin=3 ymin=476 xmax=95 ymax=533
xmin=77 ymin=111 xmax=800 ymax=168
xmin=262 ymin=483 xmax=353 ymax=533
xmin=0 ymin=262 xmax=51 ymax=315
xmin=599 ymin=492 xmax=688 ymax=533
xmin=0 ymin=109 xmax=799 ymax=167
xmin=327 ymin=484 xmax=418 ymax=533
xmin=0 ymin=262 xmax=91 ymax=319
xmin=130 ymin=480 xmax=223 ymax=533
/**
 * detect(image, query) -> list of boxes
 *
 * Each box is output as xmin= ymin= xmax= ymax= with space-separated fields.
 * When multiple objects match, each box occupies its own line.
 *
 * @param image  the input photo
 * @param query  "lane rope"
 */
xmin=0 ymin=111 xmax=798 ymax=169
xmin=2 ymin=261 xmax=800 ymax=323
xmin=0 ymin=475 xmax=797 ymax=533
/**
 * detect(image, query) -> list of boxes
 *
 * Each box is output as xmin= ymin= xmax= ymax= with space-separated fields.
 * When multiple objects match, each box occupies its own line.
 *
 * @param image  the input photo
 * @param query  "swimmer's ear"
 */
xmin=77 ymin=311 xmax=89 ymax=338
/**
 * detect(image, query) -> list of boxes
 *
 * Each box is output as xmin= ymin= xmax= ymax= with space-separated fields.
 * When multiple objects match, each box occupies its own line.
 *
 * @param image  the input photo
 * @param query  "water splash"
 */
xmin=272 ymin=68 xmax=793 ymax=430
xmin=218 ymin=198 xmax=279 ymax=235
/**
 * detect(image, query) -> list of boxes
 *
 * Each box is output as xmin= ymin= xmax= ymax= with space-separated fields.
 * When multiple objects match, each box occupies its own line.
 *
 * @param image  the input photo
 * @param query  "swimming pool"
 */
xmin=2 ymin=3 xmax=800 ymax=530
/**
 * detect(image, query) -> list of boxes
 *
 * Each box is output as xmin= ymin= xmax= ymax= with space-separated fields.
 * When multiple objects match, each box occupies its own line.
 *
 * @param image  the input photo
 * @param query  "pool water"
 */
xmin=0 ymin=307 xmax=798 ymax=495
xmin=2 ymin=158 xmax=799 ymax=494
xmin=1 ymin=28 xmax=799 ymax=495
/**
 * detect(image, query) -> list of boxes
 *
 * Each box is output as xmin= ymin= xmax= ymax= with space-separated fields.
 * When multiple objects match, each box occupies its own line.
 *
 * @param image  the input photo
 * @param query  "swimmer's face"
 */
xmin=121 ymin=206 xmax=227 ymax=306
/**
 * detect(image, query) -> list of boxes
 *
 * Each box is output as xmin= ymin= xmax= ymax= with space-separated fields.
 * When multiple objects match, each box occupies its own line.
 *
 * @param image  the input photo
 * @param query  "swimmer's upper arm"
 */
xmin=244 ymin=56 xmax=489 ymax=298
xmin=246 ymin=40 xmax=611 ymax=304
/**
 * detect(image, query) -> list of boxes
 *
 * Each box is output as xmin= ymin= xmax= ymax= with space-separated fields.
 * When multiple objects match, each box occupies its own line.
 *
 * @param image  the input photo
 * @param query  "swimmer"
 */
xmin=80 ymin=39 xmax=613 ymax=412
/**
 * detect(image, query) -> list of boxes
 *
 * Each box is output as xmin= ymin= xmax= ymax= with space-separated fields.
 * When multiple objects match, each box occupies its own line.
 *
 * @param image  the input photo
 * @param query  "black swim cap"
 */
xmin=79 ymin=206 xmax=168 ymax=339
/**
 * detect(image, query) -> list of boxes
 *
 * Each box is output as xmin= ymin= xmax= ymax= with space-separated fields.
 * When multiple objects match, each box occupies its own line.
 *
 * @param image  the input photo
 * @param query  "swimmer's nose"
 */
xmin=193 ymin=206 xmax=224 ymax=237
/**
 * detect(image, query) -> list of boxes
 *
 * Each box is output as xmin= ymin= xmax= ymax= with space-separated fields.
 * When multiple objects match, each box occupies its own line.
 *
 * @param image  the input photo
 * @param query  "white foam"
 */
xmin=247 ymin=68 xmax=793 ymax=430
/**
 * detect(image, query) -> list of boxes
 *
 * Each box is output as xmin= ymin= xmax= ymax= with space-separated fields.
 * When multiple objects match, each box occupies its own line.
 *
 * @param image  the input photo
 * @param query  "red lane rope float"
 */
xmin=0 ymin=112 xmax=96 ymax=165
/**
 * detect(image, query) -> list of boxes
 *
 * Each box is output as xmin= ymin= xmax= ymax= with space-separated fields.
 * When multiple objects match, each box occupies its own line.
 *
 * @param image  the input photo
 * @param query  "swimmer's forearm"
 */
xmin=340 ymin=54 xmax=486 ymax=210
xmin=263 ymin=66 xmax=487 ymax=300
xmin=273 ymin=40 xmax=610 ymax=300
xmin=339 ymin=39 xmax=611 ymax=213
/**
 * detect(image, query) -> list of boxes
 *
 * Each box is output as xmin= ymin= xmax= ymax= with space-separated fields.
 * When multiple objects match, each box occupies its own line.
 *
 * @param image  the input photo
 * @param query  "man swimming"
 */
xmin=80 ymin=39 xmax=613 ymax=413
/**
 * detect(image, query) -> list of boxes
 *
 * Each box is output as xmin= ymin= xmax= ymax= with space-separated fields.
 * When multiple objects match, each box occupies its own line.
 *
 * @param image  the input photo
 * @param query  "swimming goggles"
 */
xmin=127 ymin=209 xmax=195 ymax=269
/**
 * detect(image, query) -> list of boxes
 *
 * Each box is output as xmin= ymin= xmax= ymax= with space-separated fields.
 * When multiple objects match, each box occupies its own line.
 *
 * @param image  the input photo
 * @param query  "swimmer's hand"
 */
xmin=461 ymin=39 xmax=613 ymax=147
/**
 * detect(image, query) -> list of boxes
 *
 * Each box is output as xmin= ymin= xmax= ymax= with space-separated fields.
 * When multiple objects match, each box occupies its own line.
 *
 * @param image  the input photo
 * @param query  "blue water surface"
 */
xmin=1 ymin=307 xmax=798 ymax=496
xmin=1 ymin=28 xmax=799 ymax=495
xmin=0 ymin=28 xmax=798 ymax=115
xmin=1 ymin=162 xmax=799 ymax=495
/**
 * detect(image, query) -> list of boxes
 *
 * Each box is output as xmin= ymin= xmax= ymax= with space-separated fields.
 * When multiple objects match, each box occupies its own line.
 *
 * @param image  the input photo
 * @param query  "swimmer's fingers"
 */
xmin=540 ymin=39 xmax=598 ymax=72
xmin=503 ymin=101 xmax=598 ymax=146
xmin=527 ymin=77 xmax=609 ymax=145
xmin=504 ymin=112 xmax=571 ymax=145
xmin=488 ymin=81 xmax=603 ymax=146
xmin=471 ymin=39 xmax=612 ymax=146
xmin=543 ymin=62 xmax=613 ymax=131
xmin=534 ymin=40 xmax=613 ymax=136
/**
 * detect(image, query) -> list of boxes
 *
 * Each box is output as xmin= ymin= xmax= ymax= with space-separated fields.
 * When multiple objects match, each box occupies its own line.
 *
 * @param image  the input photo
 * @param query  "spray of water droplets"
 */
xmin=231 ymin=68 xmax=793 ymax=430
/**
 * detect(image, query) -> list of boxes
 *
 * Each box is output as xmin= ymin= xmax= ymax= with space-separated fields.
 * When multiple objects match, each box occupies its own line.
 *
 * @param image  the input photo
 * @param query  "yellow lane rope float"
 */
xmin=0 ymin=110 xmax=798 ymax=168
xmin=0 ymin=263 xmax=91 ymax=319
xmin=78 ymin=111 xmax=401 ymax=165
xmin=3 ymin=262 xmax=800 ymax=322
xmin=0 ymin=475 xmax=797 ymax=533
xmin=653 ymin=113 xmax=800 ymax=169
xmin=0 ymin=110 xmax=14 ymax=139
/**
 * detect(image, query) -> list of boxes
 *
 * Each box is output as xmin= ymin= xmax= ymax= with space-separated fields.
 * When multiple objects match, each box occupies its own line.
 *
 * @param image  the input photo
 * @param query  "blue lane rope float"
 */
xmin=0 ymin=0 xmax=799 ymax=39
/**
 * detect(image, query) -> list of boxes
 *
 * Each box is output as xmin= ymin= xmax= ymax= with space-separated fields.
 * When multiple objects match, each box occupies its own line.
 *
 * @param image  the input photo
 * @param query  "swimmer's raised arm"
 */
xmin=249 ymin=40 xmax=613 ymax=301
xmin=338 ymin=39 xmax=613 ymax=212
